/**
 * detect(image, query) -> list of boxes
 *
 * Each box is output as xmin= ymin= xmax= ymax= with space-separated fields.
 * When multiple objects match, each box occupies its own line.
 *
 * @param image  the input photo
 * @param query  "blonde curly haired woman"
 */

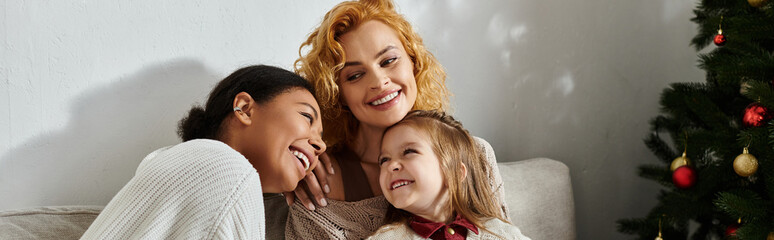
xmin=264 ymin=1 xmax=509 ymax=239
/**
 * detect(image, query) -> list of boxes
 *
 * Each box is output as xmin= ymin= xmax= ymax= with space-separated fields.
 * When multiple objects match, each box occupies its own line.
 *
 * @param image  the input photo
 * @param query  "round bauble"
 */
xmin=725 ymin=222 xmax=740 ymax=237
xmin=672 ymin=166 xmax=696 ymax=189
xmin=743 ymin=102 xmax=771 ymax=127
xmin=733 ymin=147 xmax=759 ymax=177
xmin=714 ymin=33 xmax=727 ymax=46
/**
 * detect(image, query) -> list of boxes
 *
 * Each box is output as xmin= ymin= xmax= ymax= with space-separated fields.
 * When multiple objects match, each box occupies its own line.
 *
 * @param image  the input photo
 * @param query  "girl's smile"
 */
xmin=389 ymin=179 xmax=415 ymax=190
xmin=378 ymin=124 xmax=449 ymax=221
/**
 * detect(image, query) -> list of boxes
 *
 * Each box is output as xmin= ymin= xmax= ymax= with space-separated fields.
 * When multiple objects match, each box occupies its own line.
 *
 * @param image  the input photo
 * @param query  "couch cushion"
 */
xmin=500 ymin=158 xmax=576 ymax=240
xmin=0 ymin=159 xmax=576 ymax=240
xmin=0 ymin=206 xmax=103 ymax=240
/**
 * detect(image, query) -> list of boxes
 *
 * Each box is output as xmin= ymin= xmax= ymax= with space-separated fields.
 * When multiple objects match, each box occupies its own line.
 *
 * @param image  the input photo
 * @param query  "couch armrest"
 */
xmin=0 ymin=206 xmax=103 ymax=240
xmin=498 ymin=158 xmax=575 ymax=240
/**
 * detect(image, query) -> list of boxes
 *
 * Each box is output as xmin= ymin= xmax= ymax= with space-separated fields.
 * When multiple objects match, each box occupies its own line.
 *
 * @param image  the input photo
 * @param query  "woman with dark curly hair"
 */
xmin=82 ymin=65 xmax=326 ymax=239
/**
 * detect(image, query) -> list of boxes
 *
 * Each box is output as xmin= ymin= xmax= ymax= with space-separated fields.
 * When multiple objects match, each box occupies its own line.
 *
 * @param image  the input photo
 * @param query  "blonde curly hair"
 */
xmin=294 ymin=0 xmax=450 ymax=146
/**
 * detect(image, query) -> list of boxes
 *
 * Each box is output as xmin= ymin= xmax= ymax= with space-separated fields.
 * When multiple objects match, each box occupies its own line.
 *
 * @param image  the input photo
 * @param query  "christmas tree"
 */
xmin=616 ymin=0 xmax=774 ymax=239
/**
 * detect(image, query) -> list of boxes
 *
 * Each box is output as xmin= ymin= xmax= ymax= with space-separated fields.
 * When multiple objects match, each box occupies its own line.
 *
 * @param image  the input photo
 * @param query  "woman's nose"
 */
xmin=369 ymin=70 xmax=389 ymax=90
xmin=310 ymin=137 xmax=326 ymax=156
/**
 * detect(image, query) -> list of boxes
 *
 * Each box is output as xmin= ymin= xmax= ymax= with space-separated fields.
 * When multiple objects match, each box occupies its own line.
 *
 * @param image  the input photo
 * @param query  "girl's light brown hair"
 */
xmin=382 ymin=110 xmax=507 ymax=232
xmin=294 ymin=0 xmax=450 ymax=146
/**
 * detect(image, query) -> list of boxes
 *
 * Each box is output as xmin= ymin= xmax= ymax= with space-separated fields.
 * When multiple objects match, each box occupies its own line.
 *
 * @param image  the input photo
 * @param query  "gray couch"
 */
xmin=0 ymin=158 xmax=575 ymax=239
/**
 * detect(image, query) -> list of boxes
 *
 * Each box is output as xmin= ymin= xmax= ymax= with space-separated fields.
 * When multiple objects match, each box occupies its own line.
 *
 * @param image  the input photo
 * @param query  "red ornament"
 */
xmin=714 ymin=33 xmax=726 ymax=46
xmin=743 ymin=102 xmax=771 ymax=127
xmin=672 ymin=166 xmax=696 ymax=189
xmin=715 ymin=16 xmax=726 ymax=46
xmin=726 ymin=223 xmax=740 ymax=237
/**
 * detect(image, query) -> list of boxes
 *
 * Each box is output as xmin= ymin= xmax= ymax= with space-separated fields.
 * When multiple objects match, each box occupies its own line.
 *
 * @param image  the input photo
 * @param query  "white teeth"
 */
xmin=291 ymin=150 xmax=310 ymax=170
xmin=370 ymin=92 xmax=399 ymax=106
xmin=391 ymin=181 xmax=412 ymax=190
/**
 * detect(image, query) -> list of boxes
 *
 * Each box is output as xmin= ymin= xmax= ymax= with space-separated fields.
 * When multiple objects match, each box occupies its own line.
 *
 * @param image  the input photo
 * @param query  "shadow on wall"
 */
xmin=406 ymin=0 xmax=698 ymax=239
xmin=0 ymin=59 xmax=221 ymax=210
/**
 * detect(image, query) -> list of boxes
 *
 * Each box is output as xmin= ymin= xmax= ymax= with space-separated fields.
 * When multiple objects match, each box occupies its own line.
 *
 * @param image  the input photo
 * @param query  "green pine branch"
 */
xmin=714 ymin=190 xmax=770 ymax=220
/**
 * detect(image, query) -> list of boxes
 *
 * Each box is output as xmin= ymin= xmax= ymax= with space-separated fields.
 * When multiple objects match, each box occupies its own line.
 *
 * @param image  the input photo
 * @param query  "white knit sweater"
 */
xmin=367 ymin=218 xmax=531 ymax=240
xmin=81 ymin=139 xmax=265 ymax=240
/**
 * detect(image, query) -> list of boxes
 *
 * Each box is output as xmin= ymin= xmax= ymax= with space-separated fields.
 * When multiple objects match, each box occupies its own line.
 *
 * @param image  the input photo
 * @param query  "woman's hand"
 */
xmin=284 ymin=152 xmax=334 ymax=210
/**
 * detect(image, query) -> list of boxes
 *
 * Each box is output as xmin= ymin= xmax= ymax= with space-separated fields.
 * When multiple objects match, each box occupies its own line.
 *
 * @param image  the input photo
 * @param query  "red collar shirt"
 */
xmin=409 ymin=214 xmax=479 ymax=240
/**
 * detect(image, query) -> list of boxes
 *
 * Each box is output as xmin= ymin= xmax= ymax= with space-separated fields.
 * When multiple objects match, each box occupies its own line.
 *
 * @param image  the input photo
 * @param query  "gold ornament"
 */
xmin=671 ymin=151 xmax=691 ymax=171
xmin=748 ymin=0 xmax=768 ymax=8
xmin=733 ymin=147 xmax=759 ymax=177
xmin=767 ymin=231 xmax=774 ymax=240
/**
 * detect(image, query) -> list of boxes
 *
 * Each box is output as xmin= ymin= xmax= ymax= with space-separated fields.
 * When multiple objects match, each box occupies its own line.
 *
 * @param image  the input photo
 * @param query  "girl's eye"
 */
xmin=380 ymin=57 xmax=397 ymax=67
xmin=378 ymin=157 xmax=390 ymax=166
xmin=346 ymin=72 xmax=364 ymax=81
xmin=402 ymin=148 xmax=417 ymax=156
xmin=299 ymin=112 xmax=313 ymax=124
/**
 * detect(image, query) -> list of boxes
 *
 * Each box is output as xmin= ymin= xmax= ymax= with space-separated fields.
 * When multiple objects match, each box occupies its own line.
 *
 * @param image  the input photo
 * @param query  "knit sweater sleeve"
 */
xmin=212 ymin=171 xmax=265 ymax=240
xmin=81 ymin=139 xmax=265 ymax=240
xmin=473 ymin=137 xmax=510 ymax=220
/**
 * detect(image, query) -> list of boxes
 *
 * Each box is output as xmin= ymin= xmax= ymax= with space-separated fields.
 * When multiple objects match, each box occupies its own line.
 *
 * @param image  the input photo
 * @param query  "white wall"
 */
xmin=0 ymin=1 xmax=703 ymax=239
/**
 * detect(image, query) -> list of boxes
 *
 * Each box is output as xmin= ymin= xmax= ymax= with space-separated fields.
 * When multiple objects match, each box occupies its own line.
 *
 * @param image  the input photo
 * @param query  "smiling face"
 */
xmin=378 ymin=124 xmax=449 ymax=219
xmin=338 ymin=20 xmax=418 ymax=129
xmin=242 ymin=88 xmax=326 ymax=193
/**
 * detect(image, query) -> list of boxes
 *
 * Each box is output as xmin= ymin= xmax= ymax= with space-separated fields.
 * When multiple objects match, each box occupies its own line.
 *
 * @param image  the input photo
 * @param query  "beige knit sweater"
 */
xmin=285 ymin=137 xmax=507 ymax=239
xmin=81 ymin=139 xmax=265 ymax=239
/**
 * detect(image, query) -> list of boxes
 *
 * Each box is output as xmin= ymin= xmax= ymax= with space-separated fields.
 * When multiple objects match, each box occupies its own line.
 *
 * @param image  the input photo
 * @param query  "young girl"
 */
xmin=369 ymin=110 xmax=530 ymax=240
xmin=81 ymin=65 xmax=326 ymax=239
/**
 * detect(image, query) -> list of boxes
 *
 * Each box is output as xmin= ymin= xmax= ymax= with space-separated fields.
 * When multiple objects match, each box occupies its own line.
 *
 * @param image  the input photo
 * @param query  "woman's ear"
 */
xmin=233 ymin=92 xmax=255 ymax=126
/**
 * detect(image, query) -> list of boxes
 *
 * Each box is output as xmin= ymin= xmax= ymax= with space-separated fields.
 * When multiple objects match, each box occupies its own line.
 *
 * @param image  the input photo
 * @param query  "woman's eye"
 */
xmin=346 ymin=72 xmax=363 ymax=81
xmin=299 ymin=112 xmax=313 ymax=124
xmin=380 ymin=57 xmax=397 ymax=67
xmin=378 ymin=157 xmax=389 ymax=166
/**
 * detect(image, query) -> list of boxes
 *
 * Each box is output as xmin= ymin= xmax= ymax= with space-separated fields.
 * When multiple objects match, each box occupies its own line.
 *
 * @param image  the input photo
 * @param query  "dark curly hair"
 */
xmin=177 ymin=65 xmax=314 ymax=141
